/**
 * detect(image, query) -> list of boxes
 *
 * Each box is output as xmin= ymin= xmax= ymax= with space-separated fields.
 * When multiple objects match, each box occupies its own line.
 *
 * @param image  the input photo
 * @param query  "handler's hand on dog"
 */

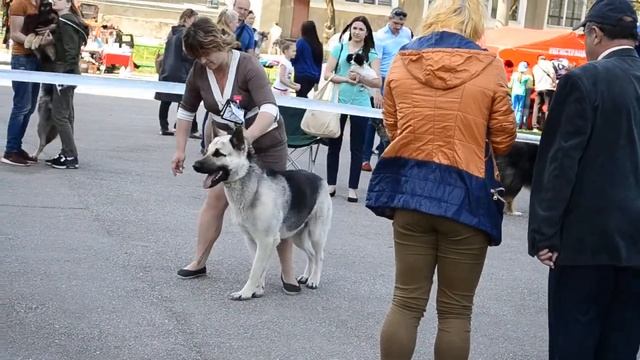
xmin=171 ymin=152 xmax=185 ymax=176
xmin=536 ymin=249 xmax=558 ymax=269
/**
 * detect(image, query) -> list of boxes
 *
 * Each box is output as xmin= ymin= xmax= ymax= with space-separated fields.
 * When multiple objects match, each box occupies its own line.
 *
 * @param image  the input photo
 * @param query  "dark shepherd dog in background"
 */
xmin=496 ymin=141 xmax=539 ymax=216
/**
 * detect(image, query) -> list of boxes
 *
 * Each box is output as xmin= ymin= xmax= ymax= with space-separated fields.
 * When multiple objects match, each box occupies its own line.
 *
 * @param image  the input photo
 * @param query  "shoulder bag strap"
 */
xmin=335 ymin=42 xmax=344 ymax=74
xmin=58 ymin=17 xmax=88 ymax=44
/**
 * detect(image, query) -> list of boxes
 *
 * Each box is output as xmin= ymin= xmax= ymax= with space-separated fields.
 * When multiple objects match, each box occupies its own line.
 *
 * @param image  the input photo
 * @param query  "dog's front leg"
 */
xmin=230 ymin=236 xmax=279 ymax=301
xmin=504 ymin=198 xmax=523 ymax=216
xmin=243 ymin=235 xmax=266 ymax=294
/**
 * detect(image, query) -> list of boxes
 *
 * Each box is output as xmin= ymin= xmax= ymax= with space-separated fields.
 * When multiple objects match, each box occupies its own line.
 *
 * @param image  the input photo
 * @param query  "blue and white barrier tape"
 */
xmin=0 ymin=69 xmax=540 ymax=144
xmin=0 ymin=69 xmax=382 ymax=119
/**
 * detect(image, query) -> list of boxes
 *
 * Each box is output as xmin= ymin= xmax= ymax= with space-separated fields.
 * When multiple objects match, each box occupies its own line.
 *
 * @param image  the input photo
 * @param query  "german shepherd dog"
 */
xmin=33 ymin=85 xmax=58 ymax=160
xmin=193 ymin=126 xmax=332 ymax=300
xmin=496 ymin=141 xmax=539 ymax=216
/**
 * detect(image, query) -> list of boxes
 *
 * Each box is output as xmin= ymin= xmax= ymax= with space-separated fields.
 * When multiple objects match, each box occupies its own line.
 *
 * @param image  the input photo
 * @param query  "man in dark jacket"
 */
xmin=154 ymin=9 xmax=199 ymax=137
xmin=528 ymin=0 xmax=640 ymax=358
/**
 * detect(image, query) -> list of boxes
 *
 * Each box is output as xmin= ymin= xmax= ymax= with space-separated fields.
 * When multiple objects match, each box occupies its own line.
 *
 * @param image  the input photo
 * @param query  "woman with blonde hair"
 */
xmin=366 ymin=0 xmax=516 ymax=358
xmin=217 ymin=8 xmax=239 ymax=33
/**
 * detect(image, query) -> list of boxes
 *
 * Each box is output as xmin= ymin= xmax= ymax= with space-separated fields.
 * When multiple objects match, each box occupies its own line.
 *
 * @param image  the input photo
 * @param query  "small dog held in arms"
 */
xmin=495 ymin=141 xmax=539 ymax=216
xmin=193 ymin=126 xmax=332 ymax=300
xmin=346 ymin=52 xmax=378 ymax=95
xmin=346 ymin=52 xmax=390 ymax=147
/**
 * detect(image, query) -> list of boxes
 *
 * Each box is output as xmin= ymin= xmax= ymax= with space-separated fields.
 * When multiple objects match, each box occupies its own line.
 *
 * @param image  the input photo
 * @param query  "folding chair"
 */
xmin=279 ymin=105 xmax=321 ymax=171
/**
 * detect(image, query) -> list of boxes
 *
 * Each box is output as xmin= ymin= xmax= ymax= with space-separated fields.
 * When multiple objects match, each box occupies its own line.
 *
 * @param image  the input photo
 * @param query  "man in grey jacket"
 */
xmin=528 ymin=0 xmax=640 ymax=358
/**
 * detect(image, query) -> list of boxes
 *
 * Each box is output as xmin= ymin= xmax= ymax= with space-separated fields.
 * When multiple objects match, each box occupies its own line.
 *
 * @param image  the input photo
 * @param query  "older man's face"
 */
xmin=234 ymin=0 xmax=251 ymax=21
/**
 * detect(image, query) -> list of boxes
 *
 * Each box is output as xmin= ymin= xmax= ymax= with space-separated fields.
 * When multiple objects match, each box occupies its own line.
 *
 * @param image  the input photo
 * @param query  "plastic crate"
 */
xmin=264 ymin=66 xmax=278 ymax=86
xmin=133 ymin=44 xmax=164 ymax=70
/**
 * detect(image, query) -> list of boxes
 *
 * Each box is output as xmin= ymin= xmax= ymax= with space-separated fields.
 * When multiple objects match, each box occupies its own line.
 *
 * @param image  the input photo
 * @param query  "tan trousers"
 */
xmin=380 ymin=210 xmax=490 ymax=360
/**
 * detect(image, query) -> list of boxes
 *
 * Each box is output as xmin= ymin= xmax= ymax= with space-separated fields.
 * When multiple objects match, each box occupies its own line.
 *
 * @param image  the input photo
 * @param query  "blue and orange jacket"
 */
xmin=366 ymin=32 xmax=516 ymax=245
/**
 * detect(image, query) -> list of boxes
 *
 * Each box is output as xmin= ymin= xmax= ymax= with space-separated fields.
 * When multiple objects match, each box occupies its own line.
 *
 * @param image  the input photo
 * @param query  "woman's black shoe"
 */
xmin=347 ymin=196 xmax=358 ymax=203
xmin=281 ymin=275 xmax=301 ymax=295
xmin=177 ymin=266 xmax=207 ymax=279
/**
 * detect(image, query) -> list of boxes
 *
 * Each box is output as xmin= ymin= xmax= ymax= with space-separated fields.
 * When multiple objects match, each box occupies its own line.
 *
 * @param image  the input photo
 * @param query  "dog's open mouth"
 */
xmin=203 ymin=168 xmax=230 ymax=189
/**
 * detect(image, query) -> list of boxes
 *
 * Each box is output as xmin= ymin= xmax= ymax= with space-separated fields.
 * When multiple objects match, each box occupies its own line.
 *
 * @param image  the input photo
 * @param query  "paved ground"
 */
xmin=1 ymin=85 xmax=549 ymax=360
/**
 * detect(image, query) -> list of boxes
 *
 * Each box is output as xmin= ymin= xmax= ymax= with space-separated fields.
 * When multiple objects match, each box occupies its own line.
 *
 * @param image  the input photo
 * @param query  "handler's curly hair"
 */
xmin=182 ymin=17 xmax=238 ymax=59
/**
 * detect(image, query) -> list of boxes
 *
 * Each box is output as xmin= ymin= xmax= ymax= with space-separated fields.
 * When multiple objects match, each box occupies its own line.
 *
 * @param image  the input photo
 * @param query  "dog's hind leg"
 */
xmin=305 ymin=198 xmax=332 ymax=289
xmin=230 ymin=235 xmax=279 ymax=301
xmin=504 ymin=197 xmax=523 ymax=216
xmin=295 ymin=230 xmax=316 ymax=285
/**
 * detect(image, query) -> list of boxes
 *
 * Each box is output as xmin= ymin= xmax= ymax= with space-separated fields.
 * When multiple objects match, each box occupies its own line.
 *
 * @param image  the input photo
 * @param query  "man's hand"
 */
xmin=171 ymin=152 xmax=185 ymax=176
xmin=536 ymin=249 xmax=558 ymax=269
xmin=373 ymin=91 xmax=383 ymax=109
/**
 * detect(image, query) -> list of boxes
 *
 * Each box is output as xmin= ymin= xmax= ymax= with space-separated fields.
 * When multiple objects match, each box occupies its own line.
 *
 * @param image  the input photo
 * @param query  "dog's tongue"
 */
xmin=202 ymin=169 xmax=227 ymax=189
xmin=203 ymin=174 xmax=216 ymax=189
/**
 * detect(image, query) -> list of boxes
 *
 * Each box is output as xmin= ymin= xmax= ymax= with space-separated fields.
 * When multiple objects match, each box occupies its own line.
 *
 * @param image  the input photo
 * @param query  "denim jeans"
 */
xmin=512 ymin=94 xmax=526 ymax=128
xmin=362 ymin=118 xmax=385 ymax=163
xmin=5 ymin=55 xmax=40 ymax=153
xmin=362 ymin=77 xmax=385 ymax=162
xmin=326 ymin=114 xmax=368 ymax=189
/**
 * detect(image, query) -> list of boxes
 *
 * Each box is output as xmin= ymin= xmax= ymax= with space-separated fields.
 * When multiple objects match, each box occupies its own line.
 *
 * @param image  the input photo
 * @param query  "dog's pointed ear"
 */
xmin=211 ymin=124 xmax=225 ymax=138
xmin=229 ymin=125 xmax=245 ymax=151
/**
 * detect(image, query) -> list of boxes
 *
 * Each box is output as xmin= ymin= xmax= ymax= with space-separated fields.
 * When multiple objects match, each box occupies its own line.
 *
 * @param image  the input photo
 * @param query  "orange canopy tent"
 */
xmin=498 ymin=32 xmax=588 ymax=67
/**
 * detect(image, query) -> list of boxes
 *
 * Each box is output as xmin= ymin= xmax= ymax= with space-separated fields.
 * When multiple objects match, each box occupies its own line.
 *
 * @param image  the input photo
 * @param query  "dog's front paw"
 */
xmin=306 ymin=279 xmax=319 ymax=290
xmin=296 ymin=275 xmax=309 ymax=285
xmin=507 ymin=211 xmax=524 ymax=216
xmin=229 ymin=289 xmax=263 ymax=301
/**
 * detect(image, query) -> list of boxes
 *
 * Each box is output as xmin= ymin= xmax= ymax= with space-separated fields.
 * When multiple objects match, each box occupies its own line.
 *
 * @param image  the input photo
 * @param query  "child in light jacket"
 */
xmin=509 ymin=61 xmax=533 ymax=129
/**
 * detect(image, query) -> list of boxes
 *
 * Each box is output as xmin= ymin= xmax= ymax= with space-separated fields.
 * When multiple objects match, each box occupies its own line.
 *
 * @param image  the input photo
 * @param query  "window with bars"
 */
xmin=345 ymin=0 xmax=392 ymax=5
xmin=547 ymin=0 xmax=565 ymax=26
xmin=483 ymin=0 xmax=522 ymax=21
xmin=206 ymin=0 xmax=219 ymax=8
xmin=565 ymin=0 xmax=585 ymax=28
xmin=547 ymin=0 xmax=588 ymax=27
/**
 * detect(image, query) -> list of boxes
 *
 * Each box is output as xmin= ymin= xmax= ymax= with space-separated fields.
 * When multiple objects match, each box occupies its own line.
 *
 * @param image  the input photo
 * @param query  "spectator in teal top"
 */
xmin=324 ymin=15 xmax=381 ymax=203
xmin=362 ymin=7 xmax=413 ymax=172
